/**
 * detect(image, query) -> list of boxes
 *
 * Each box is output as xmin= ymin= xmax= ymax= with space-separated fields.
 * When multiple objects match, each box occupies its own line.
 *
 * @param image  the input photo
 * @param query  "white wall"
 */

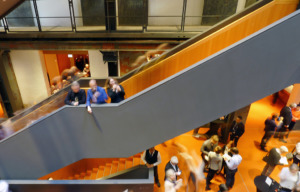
xmin=88 ymin=50 xmax=108 ymax=78
xmin=10 ymin=51 xmax=50 ymax=107
xmin=36 ymin=0 xmax=83 ymax=27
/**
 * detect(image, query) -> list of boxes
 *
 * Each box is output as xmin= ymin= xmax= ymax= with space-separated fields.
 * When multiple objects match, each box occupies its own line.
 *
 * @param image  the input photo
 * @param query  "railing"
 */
xmin=0 ymin=0 xmax=264 ymax=33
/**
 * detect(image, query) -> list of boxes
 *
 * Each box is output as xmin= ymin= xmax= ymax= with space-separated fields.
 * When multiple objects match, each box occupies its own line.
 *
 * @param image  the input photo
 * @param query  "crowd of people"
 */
xmin=64 ymin=78 xmax=125 ymax=113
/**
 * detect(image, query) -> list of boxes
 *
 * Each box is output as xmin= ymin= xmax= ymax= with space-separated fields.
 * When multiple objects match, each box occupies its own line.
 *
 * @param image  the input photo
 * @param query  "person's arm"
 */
xmin=238 ymin=124 xmax=245 ymax=137
xmin=201 ymin=141 xmax=209 ymax=156
xmin=78 ymin=90 xmax=86 ymax=104
xmin=153 ymin=152 xmax=161 ymax=166
xmin=64 ymin=91 xmax=72 ymax=105
xmin=101 ymin=88 xmax=108 ymax=102
xmin=119 ymin=85 xmax=125 ymax=97
xmin=174 ymin=179 xmax=183 ymax=190
xmin=86 ymin=90 xmax=91 ymax=106
xmin=141 ymin=151 xmax=147 ymax=164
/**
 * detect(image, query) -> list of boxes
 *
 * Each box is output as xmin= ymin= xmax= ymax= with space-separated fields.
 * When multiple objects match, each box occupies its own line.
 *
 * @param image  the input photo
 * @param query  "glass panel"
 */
xmin=118 ymin=0 xmax=147 ymax=26
xmin=73 ymin=0 xmax=106 ymax=31
xmin=36 ymin=0 xmax=72 ymax=31
xmin=246 ymin=0 xmax=259 ymax=7
xmin=202 ymin=0 xmax=238 ymax=26
xmin=5 ymin=0 xmax=38 ymax=31
xmin=147 ymin=0 xmax=183 ymax=31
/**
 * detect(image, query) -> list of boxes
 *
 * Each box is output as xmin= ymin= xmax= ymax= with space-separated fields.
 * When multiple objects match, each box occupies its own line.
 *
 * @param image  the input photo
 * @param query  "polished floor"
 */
xmin=153 ymin=95 xmax=299 ymax=192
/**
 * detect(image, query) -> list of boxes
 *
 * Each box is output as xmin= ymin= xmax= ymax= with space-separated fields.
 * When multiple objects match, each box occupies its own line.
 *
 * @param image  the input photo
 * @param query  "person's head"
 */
xmin=105 ymin=78 xmax=118 ymax=89
xmin=289 ymin=103 xmax=297 ymax=109
xmin=149 ymin=147 xmax=155 ymax=153
xmin=227 ymin=140 xmax=235 ymax=148
xmin=219 ymin=184 xmax=229 ymax=192
xmin=214 ymin=146 xmax=222 ymax=154
xmin=61 ymin=69 xmax=70 ymax=80
xmin=166 ymin=169 xmax=176 ymax=181
xmin=230 ymin=147 xmax=239 ymax=155
xmin=170 ymin=156 xmax=178 ymax=166
xmin=210 ymin=135 xmax=219 ymax=145
xmin=279 ymin=146 xmax=288 ymax=154
xmin=289 ymin=163 xmax=299 ymax=175
xmin=236 ymin=116 xmax=242 ymax=123
xmin=271 ymin=113 xmax=279 ymax=120
xmin=71 ymin=81 xmax=80 ymax=93
xmin=89 ymin=79 xmax=97 ymax=91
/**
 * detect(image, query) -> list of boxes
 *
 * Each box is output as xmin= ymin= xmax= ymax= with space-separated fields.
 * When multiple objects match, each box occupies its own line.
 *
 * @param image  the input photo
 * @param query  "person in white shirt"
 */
xmin=141 ymin=147 xmax=162 ymax=187
xmin=206 ymin=146 xmax=223 ymax=190
xmin=224 ymin=147 xmax=242 ymax=189
xmin=279 ymin=163 xmax=299 ymax=192
xmin=164 ymin=169 xmax=183 ymax=192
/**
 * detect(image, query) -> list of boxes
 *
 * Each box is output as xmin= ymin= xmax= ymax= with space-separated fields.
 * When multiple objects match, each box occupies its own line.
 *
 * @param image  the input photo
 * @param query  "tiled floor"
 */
xmin=153 ymin=95 xmax=299 ymax=192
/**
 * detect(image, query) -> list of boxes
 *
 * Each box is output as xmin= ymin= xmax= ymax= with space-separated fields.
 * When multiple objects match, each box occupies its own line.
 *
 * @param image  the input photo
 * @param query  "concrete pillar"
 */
xmin=88 ymin=50 xmax=109 ymax=78
xmin=9 ymin=50 xmax=50 ymax=107
xmin=0 ymin=51 xmax=24 ymax=114
xmin=236 ymin=0 xmax=247 ymax=13
xmin=287 ymin=84 xmax=300 ymax=106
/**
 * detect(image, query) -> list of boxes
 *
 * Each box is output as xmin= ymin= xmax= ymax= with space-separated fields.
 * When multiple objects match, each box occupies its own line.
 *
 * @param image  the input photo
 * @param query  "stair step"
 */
xmin=103 ymin=163 xmax=112 ymax=177
xmin=118 ymin=160 xmax=126 ymax=172
xmin=84 ymin=170 xmax=92 ymax=180
xmin=79 ymin=172 xmax=86 ymax=180
xmin=96 ymin=166 xmax=105 ymax=179
xmin=111 ymin=161 xmax=119 ymax=174
xmin=133 ymin=157 xmax=141 ymax=166
xmin=90 ymin=168 xmax=98 ymax=180
xmin=125 ymin=158 xmax=133 ymax=169
xmin=74 ymin=174 xmax=80 ymax=180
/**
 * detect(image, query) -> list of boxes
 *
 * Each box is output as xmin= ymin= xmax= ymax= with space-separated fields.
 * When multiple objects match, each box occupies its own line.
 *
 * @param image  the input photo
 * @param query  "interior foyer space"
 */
xmin=153 ymin=95 xmax=299 ymax=192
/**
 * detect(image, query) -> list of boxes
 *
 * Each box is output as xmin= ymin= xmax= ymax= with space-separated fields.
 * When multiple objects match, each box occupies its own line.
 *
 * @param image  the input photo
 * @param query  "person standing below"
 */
xmin=278 ymin=163 xmax=299 ymax=192
xmin=206 ymin=146 xmax=223 ymax=191
xmin=64 ymin=81 xmax=86 ymax=106
xmin=261 ymin=146 xmax=289 ymax=176
xmin=142 ymin=147 xmax=162 ymax=187
xmin=105 ymin=78 xmax=125 ymax=103
xmin=224 ymin=147 xmax=242 ymax=189
xmin=201 ymin=135 xmax=219 ymax=171
xmin=229 ymin=116 xmax=245 ymax=147
xmin=279 ymin=103 xmax=297 ymax=143
xmin=165 ymin=156 xmax=181 ymax=180
xmin=164 ymin=169 xmax=183 ymax=192
xmin=86 ymin=79 xmax=108 ymax=114
xmin=260 ymin=113 xmax=280 ymax=152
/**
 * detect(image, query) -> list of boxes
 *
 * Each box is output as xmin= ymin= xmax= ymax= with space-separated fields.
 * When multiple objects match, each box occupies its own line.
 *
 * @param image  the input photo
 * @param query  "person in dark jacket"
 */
xmin=105 ymin=78 xmax=125 ymax=103
xmin=260 ymin=113 xmax=279 ymax=152
xmin=229 ymin=116 xmax=245 ymax=147
xmin=142 ymin=147 xmax=162 ymax=187
xmin=278 ymin=103 xmax=297 ymax=142
xmin=164 ymin=156 xmax=181 ymax=180
xmin=64 ymin=81 xmax=86 ymax=106
xmin=261 ymin=146 xmax=288 ymax=176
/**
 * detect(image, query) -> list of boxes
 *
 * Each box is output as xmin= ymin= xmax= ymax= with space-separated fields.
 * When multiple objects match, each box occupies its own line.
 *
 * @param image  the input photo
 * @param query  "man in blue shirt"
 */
xmin=86 ymin=79 xmax=108 ymax=114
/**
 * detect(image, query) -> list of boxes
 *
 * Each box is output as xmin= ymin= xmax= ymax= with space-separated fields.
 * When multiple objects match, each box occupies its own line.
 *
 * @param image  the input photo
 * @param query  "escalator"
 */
xmin=0 ymin=0 xmax=300 ymax=180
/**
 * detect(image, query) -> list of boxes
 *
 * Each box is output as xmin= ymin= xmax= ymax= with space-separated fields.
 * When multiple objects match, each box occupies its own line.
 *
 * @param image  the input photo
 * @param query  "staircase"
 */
xmin=41 ymin=153 xmax=144 ymax=180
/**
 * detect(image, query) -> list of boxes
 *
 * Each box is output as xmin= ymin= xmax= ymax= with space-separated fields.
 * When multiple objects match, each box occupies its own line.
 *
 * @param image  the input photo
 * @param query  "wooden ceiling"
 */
xmin=0 ymin=0 xmax=25 ymax=19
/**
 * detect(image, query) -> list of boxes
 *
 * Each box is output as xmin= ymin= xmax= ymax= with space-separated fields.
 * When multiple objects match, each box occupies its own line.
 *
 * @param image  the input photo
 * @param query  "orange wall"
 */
xmin=0 ymin=103 xmax=4 ymax=118
xmin=121 ymin=0 xmax=299 ymax=99
xmin=44 ymin=54 xmax=60 ymax=83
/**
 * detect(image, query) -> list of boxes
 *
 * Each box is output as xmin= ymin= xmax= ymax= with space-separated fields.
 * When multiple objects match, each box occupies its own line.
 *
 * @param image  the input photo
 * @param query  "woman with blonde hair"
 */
xmin=105 ymin=77 xmax=125 ymax=103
